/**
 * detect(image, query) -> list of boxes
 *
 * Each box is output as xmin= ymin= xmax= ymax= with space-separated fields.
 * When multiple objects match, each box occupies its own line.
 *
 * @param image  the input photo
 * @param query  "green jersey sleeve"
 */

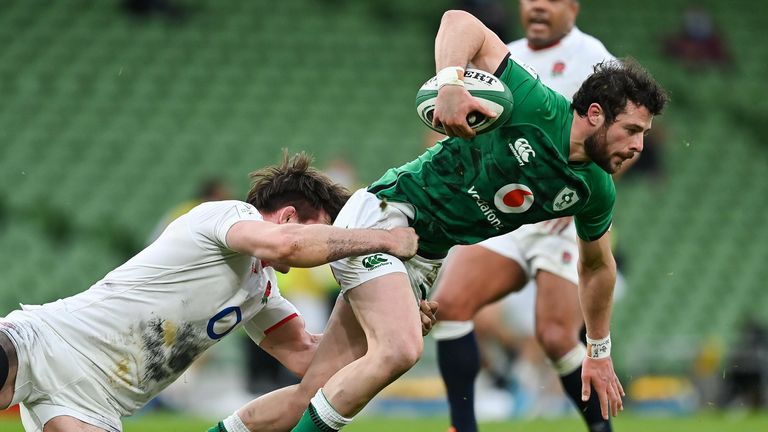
xmin=574 ymin=167 xmax=615 ymax=241
xmin=496 ymin=54 xmax=545 ymax=112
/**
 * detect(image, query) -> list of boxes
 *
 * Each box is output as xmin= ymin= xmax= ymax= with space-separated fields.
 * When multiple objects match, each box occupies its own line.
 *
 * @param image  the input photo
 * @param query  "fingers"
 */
xmin=474 ymin=103 xmax=498 ymax=121
xmin=597 ymin=384 xmax=609 ymax=420
xmin=433 ymin=87 xmax=478 ymax=139
xmin=582 ymin=358 xmax=623 ymax=420
xmin=419 ymin=300 xmax=432 ymax=316
xmin=581 ymin=373 xmax=591 ymax=403
xmin=443 ymin=122 xmax=475 ymax=140
xmin=419 ymin=300 xmax=437 ymax=336
xmin=607 ymin=381 xmax=620 ymax=417
xmin=419 ymin=300 xmax=437 ymax=323
xmin=595 ymin=377 xmax=623 ymax=419
xmin=427 ymin=300 xmax=438 ymax=316
xmin=582 ymin=376 xmax=609 ymax=420
xmin=615 ymin=372 xmax=625 ymax=398
xmin=613 ymin=374 xmax=625 ymax=414
xmin=420 ymin=314 xmax=432 ymax=336
xmin=391 ymin=227 xmax=419 ymax=259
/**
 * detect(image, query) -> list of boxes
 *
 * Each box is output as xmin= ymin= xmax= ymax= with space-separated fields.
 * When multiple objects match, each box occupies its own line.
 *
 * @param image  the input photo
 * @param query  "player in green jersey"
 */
xmin=209 ymin=10 xmax=667 ymax=432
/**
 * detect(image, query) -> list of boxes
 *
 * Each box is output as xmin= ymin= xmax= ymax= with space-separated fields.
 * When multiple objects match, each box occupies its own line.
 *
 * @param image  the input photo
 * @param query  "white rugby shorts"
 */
xmin=478 ymin=220 xmax=579 ymax=285
xmin=330 ymin=189 xmax=442 ymax=301
xmin=0 ymin=309 xmax=122 ymax=432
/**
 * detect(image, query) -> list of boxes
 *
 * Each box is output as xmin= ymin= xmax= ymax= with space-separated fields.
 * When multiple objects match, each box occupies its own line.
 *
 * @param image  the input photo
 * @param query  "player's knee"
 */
xmin=432 ymin=295 xmax=474 ymax=321
xmin=535 ymin=323 xmax=576 ymax=359
xmin=392 ymin=337 xmax=423 ymax=372
xmin=374 ymin=337 xmax=423 ymax=376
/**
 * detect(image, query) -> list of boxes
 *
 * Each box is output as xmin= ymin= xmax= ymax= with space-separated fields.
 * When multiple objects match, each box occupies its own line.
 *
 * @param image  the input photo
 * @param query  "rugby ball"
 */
xmin=415 ymin=68 xmax=513 ymax=135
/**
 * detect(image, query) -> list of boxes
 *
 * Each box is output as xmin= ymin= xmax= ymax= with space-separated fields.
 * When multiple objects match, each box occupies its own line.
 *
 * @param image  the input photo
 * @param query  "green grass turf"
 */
xmin=1 ymin=413 xmax=767 ymax=432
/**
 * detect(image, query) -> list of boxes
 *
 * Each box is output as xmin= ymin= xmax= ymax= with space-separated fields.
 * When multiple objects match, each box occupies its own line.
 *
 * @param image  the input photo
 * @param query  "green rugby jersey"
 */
xmin=369 ymin=55 xmax=615 ymax=257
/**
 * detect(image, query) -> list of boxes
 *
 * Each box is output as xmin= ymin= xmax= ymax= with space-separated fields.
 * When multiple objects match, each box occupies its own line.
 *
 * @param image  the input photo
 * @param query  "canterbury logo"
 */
xmin=510 ymin=138 xmax=536 ymax=166
xmin=362 ymin=254 xmax=390 ymax=269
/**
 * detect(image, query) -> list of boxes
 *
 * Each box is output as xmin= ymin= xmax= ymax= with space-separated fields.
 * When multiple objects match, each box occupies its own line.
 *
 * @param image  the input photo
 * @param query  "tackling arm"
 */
xmin=225 ymin=221 xmax=418 ymax=267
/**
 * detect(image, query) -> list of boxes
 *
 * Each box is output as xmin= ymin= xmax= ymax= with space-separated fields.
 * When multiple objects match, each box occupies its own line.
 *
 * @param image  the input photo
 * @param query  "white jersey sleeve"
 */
xmin=188 ymin=200 xmax=264 ymax=250
xmin=243 ymin=294 xmax=301 ymax=344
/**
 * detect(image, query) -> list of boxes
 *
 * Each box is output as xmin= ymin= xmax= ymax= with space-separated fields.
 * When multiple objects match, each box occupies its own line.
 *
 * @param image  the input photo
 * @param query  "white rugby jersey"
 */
xmin=30 ymin=200 xmax=299 ymax=415
xmin=507 ymin=27 xmax=614 ymax=99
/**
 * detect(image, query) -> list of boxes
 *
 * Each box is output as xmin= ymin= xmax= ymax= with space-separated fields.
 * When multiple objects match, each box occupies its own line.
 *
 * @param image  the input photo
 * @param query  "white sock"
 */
xmin=222 ymin=412 xmax=249 ymax=432
xmin=311 ymin=388 xmax=353 ymax=430
xmin=553 ymin=343 xmax=587 ymax=376
xmin=431 ymin=320 xmax=475 ymax=340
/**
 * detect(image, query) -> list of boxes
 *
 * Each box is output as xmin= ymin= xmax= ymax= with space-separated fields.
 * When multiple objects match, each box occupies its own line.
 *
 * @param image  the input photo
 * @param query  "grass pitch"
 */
xmin=1 ymin=412 xmax=767 ymax=431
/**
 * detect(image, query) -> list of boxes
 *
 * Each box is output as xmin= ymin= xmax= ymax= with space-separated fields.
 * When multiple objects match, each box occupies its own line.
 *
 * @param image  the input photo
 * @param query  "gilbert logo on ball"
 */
xmin=494 ymin=184 xmax=534 ymax=213
xmin=416 ymin=68 xmax=514 ymax=135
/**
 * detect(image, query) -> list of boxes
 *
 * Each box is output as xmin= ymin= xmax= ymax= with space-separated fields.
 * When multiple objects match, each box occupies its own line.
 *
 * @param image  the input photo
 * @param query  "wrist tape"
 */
xmin=436 ymin=66 xmax=465 ymax=89
xmin=586 ymin=334 xmax=611 ymax=359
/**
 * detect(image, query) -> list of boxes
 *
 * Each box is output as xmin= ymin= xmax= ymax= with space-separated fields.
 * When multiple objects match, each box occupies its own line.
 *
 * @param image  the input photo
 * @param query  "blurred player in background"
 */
xmin=215 ymin=9 xmax=667 ymax=432
xmin=431 ymin=1 xmax=617 ymax=431
xmin=0 ymin=152 xmax=422 ymax=432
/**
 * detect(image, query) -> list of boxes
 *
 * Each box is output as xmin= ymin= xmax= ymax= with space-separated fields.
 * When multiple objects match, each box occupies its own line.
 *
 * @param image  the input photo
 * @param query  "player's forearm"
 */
xmin=578 ymin=262 xmax=616 ymax=339
xmin=273 ymin=225 xmax=398 ymax=267
xmin=435 ymin=10 xmax=486 ymax=71
xmin=435 ymin=10 xmax=509 ymax=82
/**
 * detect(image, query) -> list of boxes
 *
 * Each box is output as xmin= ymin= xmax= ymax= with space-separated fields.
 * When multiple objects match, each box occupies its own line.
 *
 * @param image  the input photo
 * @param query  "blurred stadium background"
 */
xmin=1 ymin=0 xmax=767 ymax=430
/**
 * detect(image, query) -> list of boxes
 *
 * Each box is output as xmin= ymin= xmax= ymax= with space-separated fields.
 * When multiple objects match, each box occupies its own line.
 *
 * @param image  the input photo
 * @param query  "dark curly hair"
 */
xmin=572 ymin=58 xmax=669 ymax=124
xmin=246 ymin=150 xmax=351 ymax=223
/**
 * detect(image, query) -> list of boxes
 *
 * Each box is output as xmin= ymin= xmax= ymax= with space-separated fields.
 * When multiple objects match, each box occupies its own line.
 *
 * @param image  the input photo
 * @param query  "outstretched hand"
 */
xmin=581 ymin=356 xmax=625 ymax=419
xmin=387 ymin=227 xmax=419 ymax=260
xmin=432 ymin=85 xmax=497 ymax=139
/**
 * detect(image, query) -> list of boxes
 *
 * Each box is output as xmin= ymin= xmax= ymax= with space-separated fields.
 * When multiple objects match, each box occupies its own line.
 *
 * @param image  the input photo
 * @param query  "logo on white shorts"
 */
xmin=362 ymin=254 xmax=391 ymax=271
xmin=553 ymin=186 xmax=580 ymax=211
xmin=494 ymin=184 xmax=534 ymax=213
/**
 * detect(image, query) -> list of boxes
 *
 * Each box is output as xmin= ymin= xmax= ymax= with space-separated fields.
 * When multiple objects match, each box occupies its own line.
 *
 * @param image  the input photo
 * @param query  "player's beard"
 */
xmin=584 ymin=125 xmax=615 ymax=173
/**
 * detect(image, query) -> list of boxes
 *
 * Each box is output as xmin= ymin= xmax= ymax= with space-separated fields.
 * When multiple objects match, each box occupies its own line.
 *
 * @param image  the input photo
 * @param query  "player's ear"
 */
xmin=277 ymin=206 xmax=297 ymax=224
xmin=587 ymin=103 xmax=605 ymax=128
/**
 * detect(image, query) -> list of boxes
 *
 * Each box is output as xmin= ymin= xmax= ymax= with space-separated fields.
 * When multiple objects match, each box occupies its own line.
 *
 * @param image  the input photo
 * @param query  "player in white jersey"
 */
xmin=0 ymin=152 xmax=427 ymax=432
xmin=431 ymin=1 xmax=616 ymax=432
